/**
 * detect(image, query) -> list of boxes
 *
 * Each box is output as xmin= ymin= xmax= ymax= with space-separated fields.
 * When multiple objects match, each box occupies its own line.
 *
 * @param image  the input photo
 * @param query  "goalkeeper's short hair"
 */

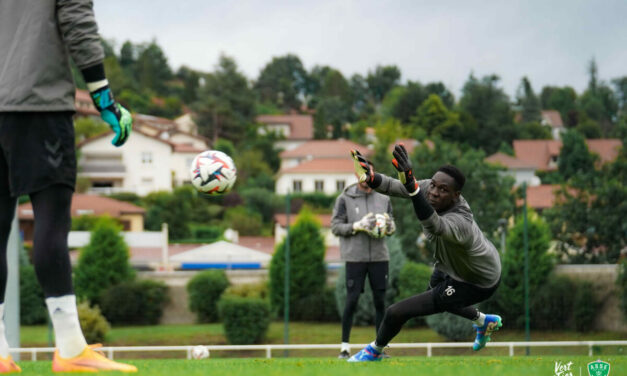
xmin=437 ymin=165 xmax=465 ymax=191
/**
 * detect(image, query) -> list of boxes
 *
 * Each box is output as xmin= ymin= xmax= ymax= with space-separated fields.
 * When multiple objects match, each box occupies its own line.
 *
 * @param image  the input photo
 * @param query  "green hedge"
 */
xmin=100 ymin=280 xmax=169 ymax=325
xmin=395 ymin=261 xmax=432 ymax=326
xmin=426 ymin=312 xmax=475 ymax=341
xmin=618 ymin=260 xmax=627 ymax=320
xmin=19 ymin=265 xmax=47 ymax=325
xmin=77 ymin=301 xmax=110 ymax=344
xmin=187 ymin=270 xmax=230 ymax=323
xmin=218 ymin=296 xmax=271 ymax=344
xmin=292 ymin=286 xmax=340 ymax=322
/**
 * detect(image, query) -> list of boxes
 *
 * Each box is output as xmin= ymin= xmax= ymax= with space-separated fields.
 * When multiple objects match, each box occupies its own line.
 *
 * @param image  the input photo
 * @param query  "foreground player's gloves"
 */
xmin=383 ymin=213 xmax=396 ymax=236
xmin=392 ymin=143 xmax=419 ymax=195
xmin=351 ymin=149 xmax=375 ymax=185
xmin=353 ymin=212 xmax=376 ymax=234
xmin=90 ymin=86 xmax=132 ymax=147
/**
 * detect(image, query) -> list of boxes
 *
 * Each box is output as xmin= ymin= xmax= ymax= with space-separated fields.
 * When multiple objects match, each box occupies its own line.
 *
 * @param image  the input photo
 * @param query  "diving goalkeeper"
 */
xmin=348 ymin=144 xmax=502 ymax=362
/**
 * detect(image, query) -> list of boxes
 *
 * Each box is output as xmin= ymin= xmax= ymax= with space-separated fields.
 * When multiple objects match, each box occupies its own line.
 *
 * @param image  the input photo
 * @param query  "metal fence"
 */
xmin=11 ymin=340 xmax=627 ymax=360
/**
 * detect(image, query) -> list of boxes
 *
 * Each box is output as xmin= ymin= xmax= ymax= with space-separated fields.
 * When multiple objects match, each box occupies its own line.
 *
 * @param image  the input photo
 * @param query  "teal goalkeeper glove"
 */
xmin=90 ymin=86 xmax=132 ymax=147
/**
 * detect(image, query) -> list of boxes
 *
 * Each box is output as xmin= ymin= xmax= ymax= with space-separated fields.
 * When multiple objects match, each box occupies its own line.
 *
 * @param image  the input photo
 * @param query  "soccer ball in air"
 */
xmin=191 ymin=345 xmax=210 ymax=359
xmin=370 ymin=213 xmax=387 ymax=238
xmin=190 ymin=150 xmax=237 ymax=195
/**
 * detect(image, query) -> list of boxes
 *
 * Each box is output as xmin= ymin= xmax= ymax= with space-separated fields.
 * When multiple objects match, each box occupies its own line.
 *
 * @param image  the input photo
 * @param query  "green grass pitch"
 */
xmin=15 ymin=356 xmax=626 ymax=375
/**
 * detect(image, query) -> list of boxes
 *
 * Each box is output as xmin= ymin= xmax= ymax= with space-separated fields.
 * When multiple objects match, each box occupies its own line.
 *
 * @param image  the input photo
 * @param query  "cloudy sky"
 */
xmin=94 ymin=0 xmax=626 ymax=98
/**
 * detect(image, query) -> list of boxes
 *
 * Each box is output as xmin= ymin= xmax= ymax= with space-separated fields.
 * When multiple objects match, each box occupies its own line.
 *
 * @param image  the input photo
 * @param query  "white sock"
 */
xmin=46 ymin=295 xmax=88 ymax=358
xmin=0 ymin=304 xmax=9 ymax=358
xmin=473 ymin=312 xmax=486 ymax=327
xmin=370 ymin=341 xmax=384 ymax=353
xmin=341 ymin=342 xmax=350 ymax=352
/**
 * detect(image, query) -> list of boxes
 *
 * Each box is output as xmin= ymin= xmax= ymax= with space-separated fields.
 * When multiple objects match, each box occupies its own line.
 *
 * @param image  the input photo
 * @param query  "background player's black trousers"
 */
xmin=342 ymin=261 xmax=388 ymax=343
xmin=375 ymin=269 xmax=499 ymax=347
xmin=0 ymin=185 xmax=74 ymax=302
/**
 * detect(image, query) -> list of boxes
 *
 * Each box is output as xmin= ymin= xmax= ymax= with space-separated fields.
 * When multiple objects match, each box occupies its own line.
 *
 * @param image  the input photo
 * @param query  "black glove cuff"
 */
xmin=368 ymin=173 xmax=382 ymax=189
xmin=81 ymin=63 xmax=106 ymax=83
xmin=410 ymin=189 xmax=435 ymax=221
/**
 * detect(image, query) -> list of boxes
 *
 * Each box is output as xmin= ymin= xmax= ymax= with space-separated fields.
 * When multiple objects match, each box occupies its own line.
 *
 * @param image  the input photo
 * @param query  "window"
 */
xmin=315 ymin=180 xmax=324 ymax=192
xmin=293 ymin=180 xmax=302 ymax=193
xmin=141 ymin=152 xmax=153 ymax=164
xmin=336 ymin=180 xmax=346 ymax=192
xmin=141 ymin=177 xmax=153 ymax=185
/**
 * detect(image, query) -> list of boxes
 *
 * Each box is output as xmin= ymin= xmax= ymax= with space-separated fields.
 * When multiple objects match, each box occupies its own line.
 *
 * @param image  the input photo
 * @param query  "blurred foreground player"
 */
xmin=0 ymin=0 xmax=134 ymax=372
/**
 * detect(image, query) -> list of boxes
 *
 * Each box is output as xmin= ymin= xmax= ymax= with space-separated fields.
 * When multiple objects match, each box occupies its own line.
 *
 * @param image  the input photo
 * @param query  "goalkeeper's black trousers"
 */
xmin=0 ymin=184 xmax=74 ymax=303
xmin=375 ymin=269 xmax=500 ymax=347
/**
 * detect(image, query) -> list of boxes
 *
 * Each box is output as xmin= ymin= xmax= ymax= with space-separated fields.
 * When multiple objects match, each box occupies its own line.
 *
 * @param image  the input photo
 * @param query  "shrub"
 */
xmin=77 ymin=301 xmax=110 ymax=344
xmin=189 ymin=223 xmax=223 ymax=242
xmin=495 ymin=213 xmax=554 ymax=329
xmin=74 ymin=217 xmax=135 ymax=305
xmin=334 ymin=237 xmax=406 ymax=325
xmin=270 ymin=208 xmax=326 ymax=318
xmin=224 ymin=283 xmax=268 ymax=299
xmin=224 ymin=206 xmax=263 ymax=236
xmin=293 ymin=286 xmax=339 ymax=322
xmin=218 ymin=296 xmax=271 ymax=344
xmin=187 ymin=270 xmax=230 ymax=323
xmin=530 ymin=274 xmax=575 ymax=330
xmin=19 ymin=265 xmax=47 ymax=325
xmin=426 ymin=312 xmax=475 ymax=341
xmin=618 ymin=259 xmax=627 ymax=320
xmin=100 ymin=280 xmax=169 ymax=325
xmin=395 ymin=261 xmax=432 ymax=326
xmin=573 ymin=281 xmax=599 ymax=332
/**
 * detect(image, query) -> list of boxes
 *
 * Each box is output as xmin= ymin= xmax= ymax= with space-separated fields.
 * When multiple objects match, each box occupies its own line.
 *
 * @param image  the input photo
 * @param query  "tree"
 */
xmin=540 ymin=86 xmax=578 ymax=127
xmin=517 ymin=77 xmax=541 ymax=123
xmin=367 ymin=65 xmax=401 ymax=103
xmin=269 ymin=208 xmax=326 ymax=317
xmin=491 ymin=213 xmax=554 ymax=329
xmin=254 ymin=54 xmax=307 ymax=111
xmin=74 ymin=117 xmax=109 ymax=143
xmin=313 ymin=97 xmax=353 ymax=139
xmin=410 ymin=94 xmax=458 ymax=138
xmin=135 ymin=41 xmax=173 ymax=96
xmin=459 ymin=74 xmax=515 ymax=154
xmin=579 ymin=59 xmax=619 ymax=136
xmin=74 ymin=217 xmax=135 ymax=305
xmin=382 ymin=82 xmax=426 ymax=124
xmin=349 ymin=74 xmax=374 ymax=118
xmin=176 ymin=66 xmax=201 ymax=104
xmin=557 ymin=130 xmax=598 ymax=181
xmin=515 ymin=121 xmax=552 ymax=140
xmin=193 ymin=54 xmax=256 ymax=142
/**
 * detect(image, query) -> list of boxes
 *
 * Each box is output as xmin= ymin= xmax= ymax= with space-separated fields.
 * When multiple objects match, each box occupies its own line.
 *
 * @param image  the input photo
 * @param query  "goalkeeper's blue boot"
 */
xmin=347 ymin=344 xmax=383 ymax=362
xmin=473 ymin=314 xmax=503 ymax=351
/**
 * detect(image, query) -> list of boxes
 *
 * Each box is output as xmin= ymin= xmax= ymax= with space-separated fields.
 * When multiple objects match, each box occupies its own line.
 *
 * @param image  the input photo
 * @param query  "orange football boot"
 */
xmin=0 ymin=355 xmax=21 ymax=373
xmin=52 ymin=344 xmax=137 ymax=373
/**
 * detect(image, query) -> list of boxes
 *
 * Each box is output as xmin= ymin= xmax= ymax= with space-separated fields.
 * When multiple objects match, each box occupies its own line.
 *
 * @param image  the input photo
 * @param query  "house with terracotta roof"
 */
xmin=18 ymin=194 xmax=145 ymax=242
xmin=77 ymin=126 xmax=208 ymax=195
xmin=256 ymin=114 xmax=314 ymax=151
xmin=512 ymin=139 xmax=621 ymax=171
xmin=275 ymin=140 xmax=372 ymax=194
xmin=540 ymin=110 xmax=565 ymax=140
xmin=485 ymin=152 xmax=540 ymax=187
xmin=74 ymin=89 xmax=100 ymax=120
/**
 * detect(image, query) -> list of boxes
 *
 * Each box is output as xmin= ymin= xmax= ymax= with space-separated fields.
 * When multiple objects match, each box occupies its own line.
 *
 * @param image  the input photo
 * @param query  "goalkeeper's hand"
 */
xmin=352 ymin=212 xmax=375 ymax=233
xmin=351 ymin=149 xmax=376 ymax=186
xmin=90 ymin=86 xmax=132 ymax=147
xmin=391 ymin=143 xmax=418 ymax=194
xmin=383 ymin=213 xmax=396 ymax=236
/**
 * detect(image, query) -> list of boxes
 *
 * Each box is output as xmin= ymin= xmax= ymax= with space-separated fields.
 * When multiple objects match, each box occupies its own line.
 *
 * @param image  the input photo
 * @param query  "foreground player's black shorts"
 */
xmin=345 ymin=261 xmax=389 ymax=293
xmin=428 ymin=268 xmax=500 ymax=311
xmin=0 ymin=112 xmax=76 ymax=197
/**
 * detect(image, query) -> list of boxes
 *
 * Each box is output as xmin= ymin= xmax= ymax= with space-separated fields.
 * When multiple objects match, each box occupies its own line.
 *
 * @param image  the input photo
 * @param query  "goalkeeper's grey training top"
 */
xmin=376 ymin=175 xmax=501 ymax=288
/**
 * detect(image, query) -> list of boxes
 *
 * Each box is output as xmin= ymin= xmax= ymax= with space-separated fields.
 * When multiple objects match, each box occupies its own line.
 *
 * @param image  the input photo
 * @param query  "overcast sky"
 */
xmin=94 ymin=0 xmax=626 ymax=99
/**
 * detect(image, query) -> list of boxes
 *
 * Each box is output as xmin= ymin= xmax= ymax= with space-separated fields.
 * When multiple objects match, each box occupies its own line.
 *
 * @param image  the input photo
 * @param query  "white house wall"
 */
xmin=170 ymin=151 xmax=199 ymax=187
xmin=79 ymin=132 xmax=173 ymax=195
xmin=275 ymin=172 xmax=358 ymax=195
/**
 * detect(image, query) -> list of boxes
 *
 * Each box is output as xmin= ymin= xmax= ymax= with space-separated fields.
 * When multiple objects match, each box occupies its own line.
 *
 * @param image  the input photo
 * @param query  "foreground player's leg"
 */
xmin=349 ymin=290 xmax=438 ymax=362
xmin=30 ymin=185 xmax=137 ymax=373
xmin=0 ymin=194 xmax=20 ymax=374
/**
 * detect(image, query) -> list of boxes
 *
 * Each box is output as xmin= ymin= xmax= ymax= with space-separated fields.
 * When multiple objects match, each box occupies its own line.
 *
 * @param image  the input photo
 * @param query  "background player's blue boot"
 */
xmin=473 ymin=314 xmax=502 ymax=351
xmin=347 ymin=344 xmax=382 ymax=362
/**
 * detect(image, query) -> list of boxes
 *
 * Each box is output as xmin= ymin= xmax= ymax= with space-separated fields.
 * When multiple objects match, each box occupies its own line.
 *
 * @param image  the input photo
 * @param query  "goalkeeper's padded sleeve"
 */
xmin=410 ymin=189 xmax=435 ymax=221
xmin=368 ymin=173 xmax=383 ymax=189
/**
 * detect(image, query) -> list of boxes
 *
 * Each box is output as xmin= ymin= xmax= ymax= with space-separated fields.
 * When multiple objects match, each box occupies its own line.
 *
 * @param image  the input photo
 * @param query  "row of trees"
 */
xmin=89 ymin=39 xmax=627 ymax=158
